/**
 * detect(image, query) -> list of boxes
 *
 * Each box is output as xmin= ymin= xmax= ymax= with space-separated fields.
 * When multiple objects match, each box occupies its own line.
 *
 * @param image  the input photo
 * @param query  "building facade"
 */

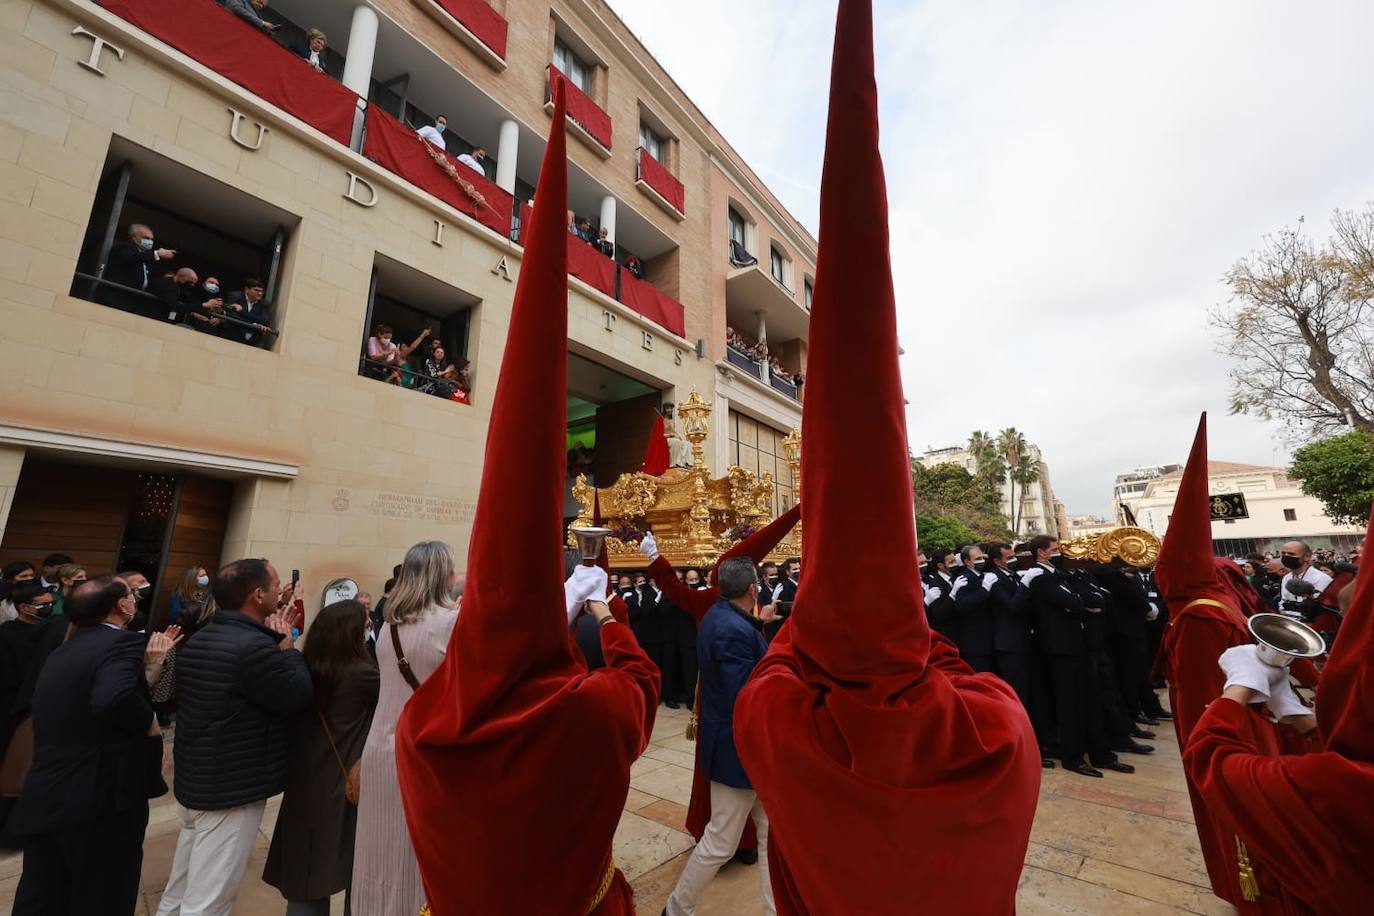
xmin=1130 ymin=461 xmax=1363 ymax=556
xmin=0 ymin=0 xmax=813 ymax=618
xmin=913 ymin=442 xmax=1061 ymax=538
xmin=1112 ymin=463 xmax=1182 ymax=524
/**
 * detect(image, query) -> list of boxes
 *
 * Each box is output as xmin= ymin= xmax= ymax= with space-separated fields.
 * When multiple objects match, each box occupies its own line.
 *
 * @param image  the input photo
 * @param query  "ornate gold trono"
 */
xmin=1060 ymin=526 xmax=1161 ymax=568
xmin=568 ymin=389 xmax=802 ymax=569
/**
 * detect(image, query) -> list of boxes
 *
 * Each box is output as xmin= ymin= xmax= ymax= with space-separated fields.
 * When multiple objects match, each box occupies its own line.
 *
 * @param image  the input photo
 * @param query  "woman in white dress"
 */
xmin=351 ymin=541 xmax=460 ymax=915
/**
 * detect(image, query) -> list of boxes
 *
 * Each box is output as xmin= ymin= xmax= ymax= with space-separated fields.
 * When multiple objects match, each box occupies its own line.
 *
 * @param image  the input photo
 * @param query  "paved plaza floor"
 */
xmin=0 ymin=694 xmax=1232 ymax=915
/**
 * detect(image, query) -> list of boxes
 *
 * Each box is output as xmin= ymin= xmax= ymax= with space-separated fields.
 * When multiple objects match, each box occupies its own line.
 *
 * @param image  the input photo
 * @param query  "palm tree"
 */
xmin=996 ymin=428 xmax=1028 ymax=533
xmin=1011 ymin=455 xmax=1042 ymax=535
xmin=967 ymin=430 xmax=1002 ymax=489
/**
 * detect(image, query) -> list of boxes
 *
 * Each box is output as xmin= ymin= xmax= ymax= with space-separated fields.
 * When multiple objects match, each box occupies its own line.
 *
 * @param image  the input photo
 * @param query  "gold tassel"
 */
xmin=1236 ymin=837 xmax=1260 ymax=902
xmin=685 ymin=687 xmax=700 ymax=741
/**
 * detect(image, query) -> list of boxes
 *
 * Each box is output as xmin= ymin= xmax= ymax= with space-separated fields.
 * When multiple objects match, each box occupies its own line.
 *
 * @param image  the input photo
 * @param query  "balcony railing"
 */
xmin=414 ymin=0 xmax=509 ymax=65
xmin=547 ymin=66 xmax=613 ymax=152
xmin=101 ymin=0 xmax=358 ymax=145
xmin=636 ymin=147 xmax=685 ymax=217
xmin=725 ymin=345 xmax=763 ymax=379
xmin=769 ymin=374 xmax=799 ymax=400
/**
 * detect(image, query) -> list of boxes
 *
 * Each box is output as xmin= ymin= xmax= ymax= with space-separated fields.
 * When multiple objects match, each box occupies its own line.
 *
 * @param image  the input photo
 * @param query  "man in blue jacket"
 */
xmin=664 ymin=557 xmax=776 ymax=916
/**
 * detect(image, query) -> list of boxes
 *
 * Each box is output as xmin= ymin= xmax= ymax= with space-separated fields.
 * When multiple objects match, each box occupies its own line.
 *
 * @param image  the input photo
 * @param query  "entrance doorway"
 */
xmin=0 ymin=457 xmax=233 ymax=627
xmin=565 ymin=352 xmax=662 ymax=521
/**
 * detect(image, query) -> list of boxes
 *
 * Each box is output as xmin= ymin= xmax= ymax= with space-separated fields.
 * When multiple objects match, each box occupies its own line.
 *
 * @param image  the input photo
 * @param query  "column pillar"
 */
xmin=495 ymin=119 xmax=519 ymax=194
xmin=755 ymin=310 xmax=769 ymax=380
xmin=599 ymin=195 xmax=617 ymax=245
xmin=341 ymin=5 xmax=379 ymax=151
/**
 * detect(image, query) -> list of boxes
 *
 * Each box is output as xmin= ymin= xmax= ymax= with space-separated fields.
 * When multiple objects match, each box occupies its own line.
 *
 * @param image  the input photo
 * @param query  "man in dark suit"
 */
xmin=953 ymin=544 xmax=994 ymax=672
xmin=1096 ymin=563 xmax=1159 ymax=733
xmin=11 ymin=576 xmax=166 ymax=915
xmin=767 ymin=557 xmax=800 ymax=641
xmin=922 ymin=548 xmax=959 ymax=643
xmin=221 ymin=278 xmax=273 ymax=347
xmin=99 ymin=223 xmax=176 ymax=318
xmin=664 ymin=556 xmax=775 ymax=915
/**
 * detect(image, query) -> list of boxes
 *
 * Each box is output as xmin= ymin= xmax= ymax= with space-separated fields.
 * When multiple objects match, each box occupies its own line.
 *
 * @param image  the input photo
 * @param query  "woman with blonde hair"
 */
xmin=352 ymin=541 xmax=460 ymax=915
xmin=168 ymin=565 xmax=211 ymax=628
xmin=50 ymin=563 xmax=86 ymax=617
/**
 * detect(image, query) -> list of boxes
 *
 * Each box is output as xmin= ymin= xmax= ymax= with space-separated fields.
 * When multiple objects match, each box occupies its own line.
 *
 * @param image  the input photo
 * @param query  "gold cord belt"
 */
xmin=418 ymin=859 xmax=617 ymax=916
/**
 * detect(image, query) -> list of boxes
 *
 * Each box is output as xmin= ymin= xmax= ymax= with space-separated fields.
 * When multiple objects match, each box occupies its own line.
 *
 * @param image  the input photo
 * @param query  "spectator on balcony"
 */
xmin=455 ymin=146 xmax=487 ymax=177
xmin=226 ymin=0 xmax=280 ymax=33
xmin=290 ymin=28 xmax=329 ymax=74
xmin=416 ymin=116 xmax=447 ymax=151
xmin=101 ymin=223 xmax=175 ymax=317
xmin=189 ymin=275 xmax=226 ymax=336
xmin=576 ymin=217 xmax=595 ymax=244
xmin=222 ymin=279 xmax=273 ymax=347
xmin=420 ymin=346 xmax=470 ymax=404
xmin=594 ymin=227 xmax=614 ymax=258
xmin=567 ymin=210 xmax=579 ymax=237
xmin=625 ymin=254 xmax=645 ymax=279
xmin=149 ymin=267 xmax=204 ymax=324
xmin=367 ymin=325 xmax=430 ymax=385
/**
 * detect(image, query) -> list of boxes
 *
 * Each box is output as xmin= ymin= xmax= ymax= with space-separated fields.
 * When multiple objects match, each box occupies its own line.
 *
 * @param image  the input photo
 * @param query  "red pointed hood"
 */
xmin=787 ymin=0 xmax=929 ymax=697
xmin=437 ymin=78 xmax=577 ymax=727
xmin=1154 ymin=413 xmax=1242 ymax=627
xmin=709 ymin=503 xmax=801 ymax=587
xmin=642 ymin=415 xmax=670 ymax=476
xmin=1318 ymin=506 xmax=1374 ymax=760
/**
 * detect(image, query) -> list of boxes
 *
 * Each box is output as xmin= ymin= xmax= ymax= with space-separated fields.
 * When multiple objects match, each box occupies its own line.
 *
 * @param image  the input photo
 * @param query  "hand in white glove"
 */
xmin=1218 ymin=645 xmax=1283 ymax=702
xmin=639 ymin=531 xmax=659 ymax=562
xmin=1146 ymin=604 xmax=1160 ymax=622
xmin=564 ymin=565 xmax=609 ymax=626
xmin=1266 ymin=677 xmax=1312 ymax=722
xmin=927 ymin=586 xmax=943 ymax=602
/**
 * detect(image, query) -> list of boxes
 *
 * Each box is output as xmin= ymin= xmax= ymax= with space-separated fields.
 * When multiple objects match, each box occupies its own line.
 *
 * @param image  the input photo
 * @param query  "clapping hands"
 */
xmin=144 ymin=626 xmax=184 ymax=667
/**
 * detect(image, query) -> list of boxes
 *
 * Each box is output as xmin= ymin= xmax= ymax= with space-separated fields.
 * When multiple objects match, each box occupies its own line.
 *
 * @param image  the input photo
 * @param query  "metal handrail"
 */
xmin=72 ymin=273 xmax=279 ymax=337
xmin=358 ymin=356 xmax=468 ymax=392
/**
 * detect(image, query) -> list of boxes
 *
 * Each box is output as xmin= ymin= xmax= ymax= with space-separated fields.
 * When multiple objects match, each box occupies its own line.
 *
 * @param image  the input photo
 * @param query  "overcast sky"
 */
xmin=609 ymin=0 xmax=1374 ymax=514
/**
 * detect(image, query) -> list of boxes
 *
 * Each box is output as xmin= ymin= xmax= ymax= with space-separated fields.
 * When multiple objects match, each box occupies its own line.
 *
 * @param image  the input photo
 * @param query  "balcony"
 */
xmin=410 ymin=0 xmax=508 ymax=70
xmin=636 ymin=148 xmax=685 ymax=219
xmin=723 ymin=334 xmax=801 ymax=402
xmin=725 ymin=261 xmax=808 ymax=345
xmin=546 ymin=66 xmax=613 ymax=158
xmin=725 ymin=345 xmax=763 ymax=380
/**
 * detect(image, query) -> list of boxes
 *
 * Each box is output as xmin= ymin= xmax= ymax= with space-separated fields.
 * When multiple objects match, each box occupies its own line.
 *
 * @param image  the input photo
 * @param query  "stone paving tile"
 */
xmin=636 ymin=798 xmax=690 ymax=835
xmin=624 ymin=787 xmax=659 ymax=812
xmin=629 ymin=762 xmax=696 ymax=807
xmin=613 ymin=811 xmax=695 ymax=883
xmin=1017 ymin=865 xmax=1191 ymax=915
xmin=1076 ymin=859 xmax=1235 ymax=915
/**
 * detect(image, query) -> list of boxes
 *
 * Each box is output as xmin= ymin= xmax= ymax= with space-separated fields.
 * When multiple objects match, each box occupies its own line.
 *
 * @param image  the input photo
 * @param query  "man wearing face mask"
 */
xmin=188 ymin=275 xmax=227 ymax=336
xmin=922 ymin=548 xmax=959 ymax=642
xmin=416 ymin=115 xmax=448 ymax=150
xmin=1277 ymin=539 xmax=1332 ymax=611
xmin=100 ymin=223 xmax=175 ymax=318
xmin=115 ymin=570 xmax=153 ymax=633
xmin=980 ymin=542 xmax=1038 ymax=719
xmin=0 ymin=585 xmax=55 ymax=758
xmin=953 ymin=544 xmax=995 ymax=673
xmin=150 ymin=267 xmax=203 ymax=324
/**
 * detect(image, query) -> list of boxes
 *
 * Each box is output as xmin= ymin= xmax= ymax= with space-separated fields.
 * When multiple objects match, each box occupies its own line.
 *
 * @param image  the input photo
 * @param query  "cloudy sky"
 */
xmin=609 ymin=0 xmax=1374 ymax=514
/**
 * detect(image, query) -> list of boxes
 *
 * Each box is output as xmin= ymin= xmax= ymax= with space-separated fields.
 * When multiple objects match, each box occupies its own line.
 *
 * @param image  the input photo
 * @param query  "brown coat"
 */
xmin=262 ymin=660 xmax=380 ymax=901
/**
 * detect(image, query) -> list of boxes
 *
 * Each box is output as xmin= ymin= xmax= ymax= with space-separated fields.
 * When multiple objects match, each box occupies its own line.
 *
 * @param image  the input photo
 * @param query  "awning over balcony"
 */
xmin=101 ymin=0 xmax=359 ymax=146
xmin=548 ymin=66 xmax=612 ymax=151
xmin=363 ymin=104 xmax=512 ymax=236
xmin=619 ymin=271 xmax=685 ymax=337
xmin=637 ymin=148 xmax=685 ymax=215
xmin=420 ymin=0 xmax=509 ymax=61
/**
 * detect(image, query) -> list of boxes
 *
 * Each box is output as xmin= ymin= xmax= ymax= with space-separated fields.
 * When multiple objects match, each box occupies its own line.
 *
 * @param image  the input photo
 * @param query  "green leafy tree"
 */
xmin=911 ymin=461 xmax=1011 ymax=541
xmin=915 ymin=513 xmax=980 ymax=552
xmin=1290 ymin=430 xmax=1374 ymax=525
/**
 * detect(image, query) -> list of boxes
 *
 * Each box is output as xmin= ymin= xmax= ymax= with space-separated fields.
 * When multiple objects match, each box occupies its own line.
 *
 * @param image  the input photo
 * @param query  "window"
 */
xmin=728 ymin=409 xmax=795 ymax=515
xmin=1283 ymin=508 xmax=1297 ymax=522
xmin=770 ymin=247 xmax=787 ymax=287
xmin=803 ymin=278 xmax=814 ymax=310
xmin=728 ymin=207 xmax=747 ymax=248
xmin=553 ymin=38 xmax=590 ymax=93
xmin=638 ymin=122 xmax=663 ymax=162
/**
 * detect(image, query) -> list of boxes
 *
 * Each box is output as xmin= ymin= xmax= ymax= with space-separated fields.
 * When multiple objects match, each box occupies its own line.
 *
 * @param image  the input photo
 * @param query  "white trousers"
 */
xmin=666 ymin=781 xmax=775 ymax=916
xmin=156 ymin=800 xmax=267 ymax=916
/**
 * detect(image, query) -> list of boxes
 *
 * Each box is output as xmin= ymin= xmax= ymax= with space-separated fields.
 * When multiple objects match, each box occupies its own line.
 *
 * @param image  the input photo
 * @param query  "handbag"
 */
xmin=0 ymin=717 xmax=34 ymax=796
xmin=318 ymin=707 xmax=360 ymax=805
xmin=150 ymin=646 xmax=177 ymax=704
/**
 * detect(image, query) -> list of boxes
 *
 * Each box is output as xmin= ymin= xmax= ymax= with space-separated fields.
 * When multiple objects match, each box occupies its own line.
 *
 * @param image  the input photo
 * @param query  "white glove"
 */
xmin=950 ymin=578 xmax=967 ymax=596
xmin=1266 ymin=678 xmax=1312 ymax=721
xmin=639 ymin=532 xmax=659 ymax=562
xmin=927 ymin=586 xmax=943 ymax=602
xmin=1146 ymin=604 xmax=1160 ymax=622
xmin=1218 ymin=645 xmax=1283 ymax=702
xmin=564 ymin=565 xmax=609 ymax=626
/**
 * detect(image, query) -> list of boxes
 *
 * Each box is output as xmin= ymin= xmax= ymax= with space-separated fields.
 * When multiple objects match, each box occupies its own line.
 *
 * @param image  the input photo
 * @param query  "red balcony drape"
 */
xmin=549 ymin=66 xmax=612 ymax=150
xmin=637 ymin=148 xmax=685 ymax=214
xmin=101 ymin=0 xmax=358 ymax=146
xmin=566 ymin=236 xmax=617 ymax=298
xmin=363 ymin=104 xmax=512 ymax=237
xmin=619 ymin=271 xmax=686 ymax=337
xmin=430 ymin=0 xmax=508 ymax=59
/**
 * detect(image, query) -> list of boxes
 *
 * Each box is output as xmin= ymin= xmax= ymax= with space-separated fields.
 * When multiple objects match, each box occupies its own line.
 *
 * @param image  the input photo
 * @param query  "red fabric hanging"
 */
xmin=638 ymin=148 xmax=685 ymax=213
xmin=549 ymin=66 xmax=613 ymax=149
xmin=641 ymin=417 xmax=670 ymax=477
xmin=101 ymin=0 xmax=358 ymax=146
xmin=567 ymin=236 xmax=617 ymax=298
xmin=362 ymin=104 xmax=512 ymax=237
xmin=428 ymin=0 xmax=508 ymax=59
xmin=394 ymin=78 xmax=657 ymax=916
xmin=618 ymin=271 xmax=686 ymax=337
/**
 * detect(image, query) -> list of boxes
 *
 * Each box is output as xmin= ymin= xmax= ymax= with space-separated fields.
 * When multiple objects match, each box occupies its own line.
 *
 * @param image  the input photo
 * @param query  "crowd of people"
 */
xmin=725 ymin=326 xmax=804 ymax=388
xmin=363 ymin=323 xmax=473 ymax=404
xmin=566 ymin=210 xmax=646 ymax=279
xmin=97 ymin=222 xmax=275 ymax=347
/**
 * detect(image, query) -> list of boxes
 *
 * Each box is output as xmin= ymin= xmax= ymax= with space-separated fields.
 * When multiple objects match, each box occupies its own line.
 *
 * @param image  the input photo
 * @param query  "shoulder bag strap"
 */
xmin=389 ymin=623 xmax=421 ymax=691
xmin=317 ymin=707 xmax=349 ymax=781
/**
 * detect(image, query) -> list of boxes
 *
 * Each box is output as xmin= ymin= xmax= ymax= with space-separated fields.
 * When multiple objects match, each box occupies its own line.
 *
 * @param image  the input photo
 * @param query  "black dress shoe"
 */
xmin=1097 ymin=760 xmax=1136 ymax=774
xmin=1114 ymin=740 xmax=1155 ymax=755
xmin=1041 ymin=757 xmax=1056 ymax=769
xmin=1130 ymin=727 xmax=1157 ymax=740
xmin=1155 ymin=709 xmax=1174 ymax=720
xmin=665 ymin=700 xmax=681 ymax=710
xmin=1064 ymin=762 xmax=1104 ymax=778
xmin=732 ymin=848 xmax=758 ymax=865
xmin=1135 ymin=714 xmax=1160 ymax=726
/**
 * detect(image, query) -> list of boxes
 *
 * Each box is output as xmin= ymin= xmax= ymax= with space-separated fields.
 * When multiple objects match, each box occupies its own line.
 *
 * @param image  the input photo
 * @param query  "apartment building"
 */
xmin=0 ymin=0 xmax=814 ymax=615
xmin=913 ymin=442 xmax=1062 ymax=538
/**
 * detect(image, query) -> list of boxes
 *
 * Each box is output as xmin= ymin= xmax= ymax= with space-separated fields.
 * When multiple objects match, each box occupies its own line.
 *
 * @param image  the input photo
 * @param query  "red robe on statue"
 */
xmin=646 ymin=504 xmax=800 ymax=847
xmin=1153 ymin=414 xmax=1309 ymax=914
xmin=1183 ymin=507 xmax=1374 ymax=916
xmin=733 ymin=3 xmax=1041 ymax=912
xmin=394 ymin=80 xmax=660 ymax=915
